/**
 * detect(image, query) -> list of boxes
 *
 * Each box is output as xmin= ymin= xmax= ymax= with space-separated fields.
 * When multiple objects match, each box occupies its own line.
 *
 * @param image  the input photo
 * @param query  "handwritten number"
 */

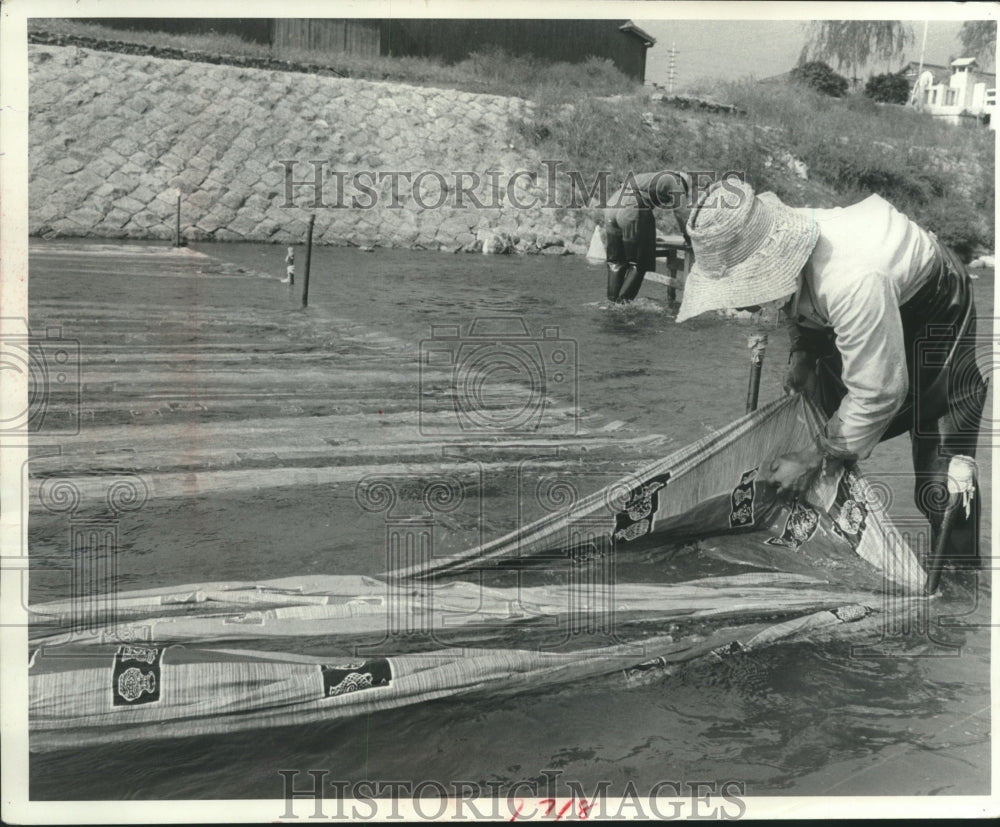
xmin=510 ymin=798 xmax=593 ymax=821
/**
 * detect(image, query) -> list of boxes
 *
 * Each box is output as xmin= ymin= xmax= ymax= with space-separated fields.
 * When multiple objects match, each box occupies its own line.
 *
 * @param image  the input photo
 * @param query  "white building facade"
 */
xmin=907 ymin=57 xmax=996 ymax=128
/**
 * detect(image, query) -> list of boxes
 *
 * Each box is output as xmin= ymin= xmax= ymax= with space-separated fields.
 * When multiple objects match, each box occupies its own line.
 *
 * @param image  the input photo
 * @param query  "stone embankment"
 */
xmin=29 ymin=44 xmax=596 ymax=254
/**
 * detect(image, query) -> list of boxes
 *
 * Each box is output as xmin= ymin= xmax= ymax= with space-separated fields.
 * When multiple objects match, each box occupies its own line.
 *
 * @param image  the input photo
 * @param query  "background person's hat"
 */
xmin=676 ymin=180 xmax=818 ymax=322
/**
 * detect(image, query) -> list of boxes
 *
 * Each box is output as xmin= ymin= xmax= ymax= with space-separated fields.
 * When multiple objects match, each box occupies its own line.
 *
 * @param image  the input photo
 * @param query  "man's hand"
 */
xmin=762 ymin=445 xmax=824 ymax=499
xmin=783 ymin=350 xmax=818 ymax=398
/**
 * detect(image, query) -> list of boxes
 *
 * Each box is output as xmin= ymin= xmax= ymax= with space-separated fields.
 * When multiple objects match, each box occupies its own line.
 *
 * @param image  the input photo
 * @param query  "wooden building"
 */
xmin=369 ymin=19 xmax=655 ymax=82
xmin=272 ymin=18 xmax=380 ymax=59
xmin=88 ymin=17 xmax=656 ymax=82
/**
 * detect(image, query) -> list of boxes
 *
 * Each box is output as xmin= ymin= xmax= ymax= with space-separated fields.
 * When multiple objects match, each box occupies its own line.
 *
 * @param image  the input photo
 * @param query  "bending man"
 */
xmin=605 ymin=170 xmax=692 ymax=303
xmin=676 ymin=179 xmax=987 ymax=564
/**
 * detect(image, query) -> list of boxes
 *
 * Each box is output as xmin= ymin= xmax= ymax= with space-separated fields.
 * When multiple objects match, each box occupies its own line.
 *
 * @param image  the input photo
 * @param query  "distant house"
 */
xmin=902 ymin=57 xmax=996 ymax=127
xmin=757 ymin=69 xmax=795 ymax=85
xmin=897 ymin=60 xmax=951 ymax=87
xmin=757 ymin=66 xmax=858 ymax=90
xmin=758 ymin=66 xmax=858 ymax=89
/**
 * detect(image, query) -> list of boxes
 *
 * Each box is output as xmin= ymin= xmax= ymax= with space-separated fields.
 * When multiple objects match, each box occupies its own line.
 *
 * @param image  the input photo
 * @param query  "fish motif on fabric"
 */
xmin=765 ymin=500 xmax=820 ymax=550
xmin=834 ymin=605 xmax=869 ymax=622
xmin=623 ymin=655 xmax=667 ymax=681
xmin=831 ymin=473 xmax=868 ymax=547
xmin=729 ymin=467 xmax=759 ymax=528
xmin=321 ymin=658 xmax=392 ymax=698
xmin=733 ymin=487 xmax=753 ymax=506
xmin=613 ymin=473 xmax=670 ymax=543
xmin=328 ymin=672 xmax=374 ymax=694
xmin=117 ymin=667 xmax=156 ymax=702
xmin=711 ymin=640 xmax=745 ymax=658
xmin=626 ymin=481 xmax=666 ymax=521
xmin=111 ymin=645 xmax=163 ymax=707
xmin=836 ymin=500 xmax=866 ymax=535
xmin=614 ymin=519 xmax=650 ymax=543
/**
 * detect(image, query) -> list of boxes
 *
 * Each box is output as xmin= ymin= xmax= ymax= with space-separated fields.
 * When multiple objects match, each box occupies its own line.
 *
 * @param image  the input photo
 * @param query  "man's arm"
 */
xmin=765 ymin=272 xmax=907 ymax=497
xmin=821 ymin=272 xmax=908 ymax=460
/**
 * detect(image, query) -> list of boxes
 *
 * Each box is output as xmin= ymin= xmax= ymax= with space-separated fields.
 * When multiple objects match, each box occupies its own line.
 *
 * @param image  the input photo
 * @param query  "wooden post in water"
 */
xmin=746 ymin=333 xmax=768 ymax=413
xmin=285 ymin=247 xmax=295 ymax=285
xmin=301 ymin=214 xmax=315 ymax=308
xmin=174 ymin=194 xmax=182 ymax=247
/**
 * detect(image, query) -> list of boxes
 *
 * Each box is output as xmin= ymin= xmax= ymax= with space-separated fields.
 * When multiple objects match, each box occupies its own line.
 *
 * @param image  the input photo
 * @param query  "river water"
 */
xmin=28 ymin=241 xmax=991 ymax=801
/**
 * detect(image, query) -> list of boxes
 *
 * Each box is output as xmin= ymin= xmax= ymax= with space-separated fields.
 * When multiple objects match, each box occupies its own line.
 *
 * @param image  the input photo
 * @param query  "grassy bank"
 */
xmin=724 ymin=80 xmax=995 ymax=259
xmin=517 ymin=79 xmax=995 ymax=259
xmin=32 ymin=18 xmax=994 ymax=258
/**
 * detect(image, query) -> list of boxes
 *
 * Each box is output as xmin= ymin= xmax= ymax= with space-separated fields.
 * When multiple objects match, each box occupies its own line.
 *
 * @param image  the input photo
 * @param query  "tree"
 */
xmin=800 ymin=21 xmax=913 ymax=86
xmin=864 ymin=72 xmax=911 ymax=104
xmin=959 ymin=20 xmax=997 ymax=67
xmin=790 ymin=61 xmax=849 ymax=97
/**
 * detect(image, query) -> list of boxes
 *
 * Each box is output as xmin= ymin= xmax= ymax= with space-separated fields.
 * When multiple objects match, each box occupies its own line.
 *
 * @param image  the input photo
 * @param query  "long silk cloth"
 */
xmin=29 ymin=395 xmax=927 ymax=751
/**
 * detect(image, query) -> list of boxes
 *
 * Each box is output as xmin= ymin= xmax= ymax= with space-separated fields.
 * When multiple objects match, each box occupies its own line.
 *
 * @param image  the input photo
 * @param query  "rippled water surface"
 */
xmin=29 ymin=242 xmax=991 ymax=800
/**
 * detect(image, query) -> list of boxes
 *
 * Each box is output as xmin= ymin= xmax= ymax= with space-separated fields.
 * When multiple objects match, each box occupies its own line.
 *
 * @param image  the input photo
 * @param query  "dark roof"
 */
xmin=758 ymin=70 xmax=794 ymax=84
xmin=898 ymin=61 xmax=952 ymax=85
xmin=619 ymin=20 xmax=655 ymax=47
xmin=898 ymin=59 xmax=995 ymax=85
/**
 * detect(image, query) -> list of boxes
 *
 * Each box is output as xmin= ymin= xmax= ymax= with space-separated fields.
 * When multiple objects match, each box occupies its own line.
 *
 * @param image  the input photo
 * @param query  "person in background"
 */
xmin=605 ymin=170 xmax=693 ymax=303
xmin=676 ymin=178 xmax=987 ymax=564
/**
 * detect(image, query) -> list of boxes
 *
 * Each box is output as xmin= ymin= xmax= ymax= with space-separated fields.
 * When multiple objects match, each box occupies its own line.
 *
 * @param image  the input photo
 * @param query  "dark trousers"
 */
xmin=811 ymin=246 xmax=987 ymax=561
xmin=605 ymin=207 xmax=656 ymax=302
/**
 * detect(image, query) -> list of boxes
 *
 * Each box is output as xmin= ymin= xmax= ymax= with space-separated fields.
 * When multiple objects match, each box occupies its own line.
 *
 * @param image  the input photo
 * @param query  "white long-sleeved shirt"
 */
xmin=787 ymin=195 xmax=938 ymax=460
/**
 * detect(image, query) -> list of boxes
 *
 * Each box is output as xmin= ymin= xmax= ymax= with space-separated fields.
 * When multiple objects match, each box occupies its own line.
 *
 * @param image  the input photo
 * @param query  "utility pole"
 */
xmin=667 ymin=42 xmax=677 ymax=94
xmin=914 ymin=19 xmax=929 ymax=109
xmin=917 ymin=19 xmax=929 ymax=78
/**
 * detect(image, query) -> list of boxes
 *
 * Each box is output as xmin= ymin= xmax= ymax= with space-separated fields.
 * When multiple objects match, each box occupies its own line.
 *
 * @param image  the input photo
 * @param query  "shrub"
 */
xmin=790 ymin=61 xmax=849 ymax=97
xmin=844 ymin=93 xmax=879 ymax=116
xmin=457 ymin=47 xmax=636 ymax=102
xmin=864 ymin=72 xmax=910 ymax=104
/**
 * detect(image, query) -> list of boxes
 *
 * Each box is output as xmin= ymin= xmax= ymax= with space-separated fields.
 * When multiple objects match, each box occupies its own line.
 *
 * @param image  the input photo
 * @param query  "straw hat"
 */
xmin=676 ymin=180 xmax=819 ymax=323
